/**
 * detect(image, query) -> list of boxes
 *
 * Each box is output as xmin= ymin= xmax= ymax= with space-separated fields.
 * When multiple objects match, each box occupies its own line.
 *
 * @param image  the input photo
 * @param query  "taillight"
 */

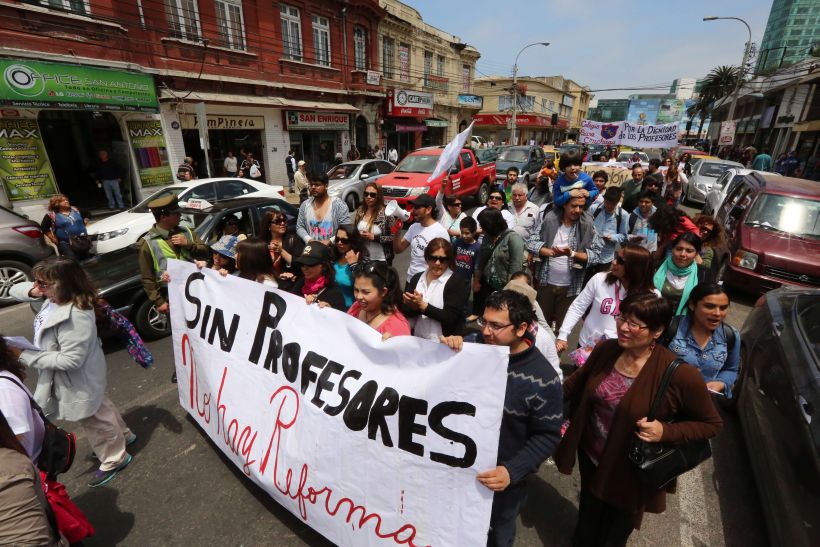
xmin=278 ymin=190 xmax=285 ymax=196
xmin=12 ymin=225 xmax=42 ymax=238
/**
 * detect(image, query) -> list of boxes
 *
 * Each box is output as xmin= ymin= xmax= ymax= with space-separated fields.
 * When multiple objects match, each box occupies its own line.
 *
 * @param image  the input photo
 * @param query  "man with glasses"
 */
xmin=296 ymin=171 xmax=351 ymax=245
xmin=393 ymin=194 xmax=449 ymax=280
xmin=440 ymin=290 xmax=562 ymax=547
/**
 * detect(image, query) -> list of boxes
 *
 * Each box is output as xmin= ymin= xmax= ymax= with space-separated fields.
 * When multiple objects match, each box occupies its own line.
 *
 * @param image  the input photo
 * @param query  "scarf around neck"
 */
xmin=653 ymin=256 xmax=698 ymax=315
xmin=301 ymin=275 xmax=328 ymax=296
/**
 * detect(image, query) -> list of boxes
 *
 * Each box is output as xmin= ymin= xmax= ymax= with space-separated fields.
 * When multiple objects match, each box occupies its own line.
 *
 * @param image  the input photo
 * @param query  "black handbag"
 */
xmin=69 ymin=234 xmax=93 ymax=256
xmin=628 ymin=359 xmax=712 ymax=489
xmin=1 ymin=376 xmax=77 ymax=480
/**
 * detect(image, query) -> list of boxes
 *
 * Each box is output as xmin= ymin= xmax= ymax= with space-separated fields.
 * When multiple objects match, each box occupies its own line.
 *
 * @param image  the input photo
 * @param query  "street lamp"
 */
xmin=703 ymin=16 xmax=753 ymax=122
xmin=510 ymin=41 xmax=549 ymax=145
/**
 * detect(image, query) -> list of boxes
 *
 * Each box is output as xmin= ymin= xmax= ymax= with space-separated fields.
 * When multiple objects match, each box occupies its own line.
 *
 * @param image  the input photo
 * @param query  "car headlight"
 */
xmin=733 ymin=250 xmax=758 ymax=270
xmin=97 ymin=228 xmax=129 ymax=241
xmin=696 ymin=183 xmax=707 ymax=192
xmin=407 ymin=186 xmax=429 ymax=197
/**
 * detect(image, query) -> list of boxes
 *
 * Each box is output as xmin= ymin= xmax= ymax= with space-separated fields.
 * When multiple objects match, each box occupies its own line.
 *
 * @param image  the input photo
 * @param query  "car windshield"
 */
xmin=618 ymin=152 xmax=647 ymax=162
xmin=497 ymin=149 xmax=529 ymax=162
xmin=395 ymin=154 xmax=438 ymax=174
xmin=131 ymin=187 xmax=185 ymax=213
xmin=745 ymin=194 xmax=820 ymax=239
xmin=328 ymin=163 xmax=358 ymax=180
xmin=699 ymin=162 xmax=736 ymax=178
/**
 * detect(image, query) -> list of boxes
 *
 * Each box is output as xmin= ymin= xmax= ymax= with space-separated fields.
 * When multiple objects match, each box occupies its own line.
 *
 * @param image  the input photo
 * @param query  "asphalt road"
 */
xmin=1 ymin=203 xmax=770 ymax=546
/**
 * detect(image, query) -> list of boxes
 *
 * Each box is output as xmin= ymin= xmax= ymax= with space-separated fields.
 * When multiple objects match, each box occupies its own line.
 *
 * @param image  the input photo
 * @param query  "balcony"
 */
xmin=423 ymin=74 xmax=449 ymax=92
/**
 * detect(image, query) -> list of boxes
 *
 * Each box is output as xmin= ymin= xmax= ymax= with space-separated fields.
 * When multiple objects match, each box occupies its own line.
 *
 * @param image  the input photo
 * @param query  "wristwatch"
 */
xmin=569 ymin=249 xmax=576 ymax=259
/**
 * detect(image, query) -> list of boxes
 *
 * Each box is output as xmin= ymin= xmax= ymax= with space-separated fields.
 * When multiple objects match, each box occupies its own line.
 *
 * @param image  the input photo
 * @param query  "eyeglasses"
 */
xmin=336 ymin=237 xmax=350 ymax=244
xmin=451 ymin=202 xmax=463 ymax=207
xmin=477 ymin=317 xmax=514 ymax=333
xmin=426 ymin=255 xmax=449 ymax=263
xmin=614 ymin=314 xmax=649 ymax=331
xmin=34 ymin=279 xmax=53 ymax=287
xmin=363 ymin=191 xmax=378 ymax=198
xmin=613 ymin=255 xmax=625 ymax=265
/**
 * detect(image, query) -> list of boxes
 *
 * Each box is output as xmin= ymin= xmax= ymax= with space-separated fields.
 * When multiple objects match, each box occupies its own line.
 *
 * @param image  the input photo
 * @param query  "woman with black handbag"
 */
xmin=40 ymin=194 xmax=92 ymax=260
xmin=554 ymin=293 xmax=722 ymax=546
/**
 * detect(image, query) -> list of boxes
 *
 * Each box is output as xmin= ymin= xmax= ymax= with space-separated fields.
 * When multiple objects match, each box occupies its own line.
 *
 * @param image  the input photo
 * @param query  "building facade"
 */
xmin=0 ymin=0 xmax=386 ymax=219
xmin=538 ymin=76 xmax=591 ymax=140
xmin=378 ymin=0 xmax=480 ymax=159
xmin=756 ymin=0 xmax=820 ymax=73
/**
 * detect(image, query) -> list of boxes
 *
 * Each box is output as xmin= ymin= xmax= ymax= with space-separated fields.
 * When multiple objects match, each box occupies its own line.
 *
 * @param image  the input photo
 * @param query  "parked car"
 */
xmin=541 ymin=145 xmax=558 ymax=165
xmin=683 ymin=158 xmax=744 ymax=205
xmin=495 ymin=145 xmax=546 ymax=186
xmin=736 ymin=286 xmax=819 ymax=547
xmin=86 ymin=177 xmax=284 ymax=255
xmin=377 ymin=147 xmax=495 ymax=210
xmin=470 ymin=135 xmax=487 ymax=148
xmin=715 ymin=173 xmax=820 ymax=293
xmin=475 ymin=146 xmax=500 ymax=164
xmin=0 ymin=206 xmax=55 ymax=306
xmin=702 ymin=168 xmax=781 ymax=216
xmin=84 ymin=196 xmax=297 ymax=339
xmin=326 ymin=159 xmax=395 ymax=211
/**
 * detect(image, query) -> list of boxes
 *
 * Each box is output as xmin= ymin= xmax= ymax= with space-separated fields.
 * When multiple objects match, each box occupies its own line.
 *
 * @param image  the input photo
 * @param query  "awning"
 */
xmin=793 ymin=119 xmax=820 ymax=132
xmin=424 ymin=118 xmax=449 ymax=127
xmin=158 ymin=90 xmax=359 ymax=112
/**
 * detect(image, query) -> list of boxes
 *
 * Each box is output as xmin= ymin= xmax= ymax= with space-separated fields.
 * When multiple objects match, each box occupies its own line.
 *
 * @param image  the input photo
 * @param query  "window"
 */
xmin=280 ymin=4 xmax=302 ymax=61
xmin=424 ymin=50 xmax=433 ymax=78
xmin=498 ymin=96 xmax=512 ymax=111
xmin=436 ymin=55 xmax=445 ymax=77
xmin=460 ymin=151 xmax=474 ymax=169
xmin=382 ymin=36 xmax=394 ymax=79
xmin=28 ymin=0 xmax=88 ymax=14
xmin=312 ymin=15 xmax=331 ymax=66
xmin=354 ymin=26 xmax=367 ymax=70
xmin=462 ymin=64 xmax=471 ymax=92
xmin=215 ymin=0 xmax=245 ymax=50
xmin=216 ymin=180 xmax=255 ymax=200
xmin=166 ymin=0 xmax=200 ymax=40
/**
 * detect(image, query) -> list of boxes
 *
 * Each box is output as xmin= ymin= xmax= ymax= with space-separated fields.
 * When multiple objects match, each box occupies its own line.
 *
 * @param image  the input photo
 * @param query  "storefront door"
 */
xmin=182 ymin=129 xmax=264 ymax=179
xmin=38 ymin=110 xmax=129 ymax=210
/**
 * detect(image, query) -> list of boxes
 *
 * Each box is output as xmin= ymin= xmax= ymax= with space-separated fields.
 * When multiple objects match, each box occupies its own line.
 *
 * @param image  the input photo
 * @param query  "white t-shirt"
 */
xmin=472 ymin=206 xmax=516 ymax=230
xmin=224 ymin=156 xmax=238 ymax=173
xmin=439 ymin=211 xmax=466 ymax=236
xmin=0 ymin=371 xmax=45 ymax=462
xmin=533 ymin=325 xmax=563 ymax=382
xmin=547 ymin=224 xmax=572 ymax=286
xmin=403 ymin=222 xmax=450 ymax=278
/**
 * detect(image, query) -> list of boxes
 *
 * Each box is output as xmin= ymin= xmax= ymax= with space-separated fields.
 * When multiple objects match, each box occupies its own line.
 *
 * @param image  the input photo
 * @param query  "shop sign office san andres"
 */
xmin=284 ymin=111 xmax=349 ymax=131
xmin=386 ymin=89 xmax=433 ymax=118
xmin=0 ymin=59 xmax=158 ymax=112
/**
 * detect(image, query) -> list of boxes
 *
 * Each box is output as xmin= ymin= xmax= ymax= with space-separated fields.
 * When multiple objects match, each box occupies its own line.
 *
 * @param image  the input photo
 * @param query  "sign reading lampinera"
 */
xmin=167 ymin=261 xmax=508 ymax=547
xmin=0 ymin=59 xmax=158 ymax=112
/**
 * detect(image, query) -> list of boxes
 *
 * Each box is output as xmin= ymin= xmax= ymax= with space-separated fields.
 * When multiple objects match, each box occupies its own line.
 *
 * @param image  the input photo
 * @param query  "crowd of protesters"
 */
xmin=2 ymin=144 xmax=748 ymax=546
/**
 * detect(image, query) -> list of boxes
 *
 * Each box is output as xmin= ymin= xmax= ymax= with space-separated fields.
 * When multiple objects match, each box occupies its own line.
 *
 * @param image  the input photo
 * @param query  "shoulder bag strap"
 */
xmin=647 ymin=358 xmax=685 ymax=421
xmin=0 ymin=375 xmax=50 ymax=424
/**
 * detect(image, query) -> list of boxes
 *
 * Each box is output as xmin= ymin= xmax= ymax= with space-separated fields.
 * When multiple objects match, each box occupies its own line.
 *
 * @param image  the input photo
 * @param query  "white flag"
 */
xmin=427 ymin=121 xmax=475 ymax=183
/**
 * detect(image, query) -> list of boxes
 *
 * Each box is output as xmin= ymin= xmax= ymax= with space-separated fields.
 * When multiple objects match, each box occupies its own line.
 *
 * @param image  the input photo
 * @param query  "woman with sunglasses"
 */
xmin=554 ymin=293 xmax=722 ymax=546
xmin=353 ymin=182 xmax=396 ymax=265
xmin=472 ymin=189 xmax=516 ymax=232
xmin=437 ymin=191 xmax=467 ymax=240
xmin=401 ymin=238 xmax=469 ymax=340
xmin=260 ymin=209 xmax=304 ymax=290
xmin=331 ymin=225 xmax=367 ymax=309
xmin=556 ymin=244 xmax=657 ymax=356
xmin=348 ymin=262 xmax=410 ymax=339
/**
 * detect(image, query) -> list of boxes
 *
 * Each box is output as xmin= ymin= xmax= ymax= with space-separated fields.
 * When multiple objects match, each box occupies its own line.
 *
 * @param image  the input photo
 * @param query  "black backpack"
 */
xmin=660 ymin=315 xmax=736 ymax=352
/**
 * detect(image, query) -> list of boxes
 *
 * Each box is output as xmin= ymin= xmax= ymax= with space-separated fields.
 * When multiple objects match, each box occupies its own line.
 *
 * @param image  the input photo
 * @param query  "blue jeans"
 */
xmin=487 ymin=484 xmax=526 ymax=547
xmin=102 ymin=179 xmax=124 ymax=209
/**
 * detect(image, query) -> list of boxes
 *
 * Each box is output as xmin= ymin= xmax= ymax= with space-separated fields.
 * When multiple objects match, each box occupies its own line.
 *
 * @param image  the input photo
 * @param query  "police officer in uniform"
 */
xmin=138 ymin=194 xmax=207 ymax=381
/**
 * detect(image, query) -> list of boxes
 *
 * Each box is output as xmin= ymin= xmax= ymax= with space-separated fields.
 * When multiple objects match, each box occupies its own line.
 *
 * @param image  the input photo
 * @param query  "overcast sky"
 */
xmin=407 ymin=0 xmax=774 ymax=100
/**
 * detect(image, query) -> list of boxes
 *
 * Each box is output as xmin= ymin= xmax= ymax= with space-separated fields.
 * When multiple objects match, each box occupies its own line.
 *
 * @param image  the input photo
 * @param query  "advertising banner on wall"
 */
xmin=0 ymin=59 xmax=158 ymax=112
xmin=0 ymin=118 xmax=58 ymax=201
xmin=718 ymin=121 xmax=736 ymax=146
xmin=580 ymin=120 xmax=679 ymax=148
xmin=284 ymin=111 xmax=350 ymax=131
xmin=126 ymin=120 xmax=174 ymax=187
xmin=167 ymin=261 xmax=507 ymax=547
xmin=656 ymin=99 xmax=685 ymax=124
xmin=626 ymin=99 xmax=660 ymax=125
xmin=386 ymin=89 xmax=434 ymax=118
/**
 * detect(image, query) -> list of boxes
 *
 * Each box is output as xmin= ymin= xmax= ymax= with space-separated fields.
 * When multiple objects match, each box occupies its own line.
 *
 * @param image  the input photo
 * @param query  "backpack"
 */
xmin=628 ymin=211 xmax=640 ymax=234
xmin=660 ymin=315 xmax=736 ymax=352
xmin=592 ymin=204 xmax=625 ymax=233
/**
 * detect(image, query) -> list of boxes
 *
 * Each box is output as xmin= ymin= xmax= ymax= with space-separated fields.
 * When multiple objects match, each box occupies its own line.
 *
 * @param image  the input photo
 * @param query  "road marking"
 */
xmin=679 ymin=465 xmax=710 ymax=547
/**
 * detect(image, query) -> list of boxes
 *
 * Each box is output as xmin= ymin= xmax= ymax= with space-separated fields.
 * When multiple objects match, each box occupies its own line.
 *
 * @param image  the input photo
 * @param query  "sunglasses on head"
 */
xmin=364 ymin=261 xmax=388 ymax=281
xmin=426 ymin=255 xmax=449 ymax=263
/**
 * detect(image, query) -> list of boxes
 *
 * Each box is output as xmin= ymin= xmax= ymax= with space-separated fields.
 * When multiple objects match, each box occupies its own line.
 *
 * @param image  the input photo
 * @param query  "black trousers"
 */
xmin=572 ymin=452 xmax=635 ymax=547
xmin=487 ymin=484 xmax=526 ymax=547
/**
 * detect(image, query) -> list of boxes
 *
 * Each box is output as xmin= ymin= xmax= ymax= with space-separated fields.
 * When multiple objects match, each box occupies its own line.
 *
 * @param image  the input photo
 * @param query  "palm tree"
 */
xmin=687 ymin=65 xmax=742 ymax=139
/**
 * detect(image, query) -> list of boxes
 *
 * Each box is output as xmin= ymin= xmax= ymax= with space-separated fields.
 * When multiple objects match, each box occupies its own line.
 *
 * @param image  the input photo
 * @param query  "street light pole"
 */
xmin=703 ymin=16 xmax=752 ymax=122
xmin=510 ymin=41 xmax=549 ymax=145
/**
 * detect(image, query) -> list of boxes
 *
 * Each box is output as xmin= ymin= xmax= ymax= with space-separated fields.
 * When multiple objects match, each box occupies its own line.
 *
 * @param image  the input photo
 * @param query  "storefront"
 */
xmin=179 ymin=113 xmax=266 ymax=179
xmin=422 ymin=118 xmax=448 ymax=146
xmin=384 ymin=88 xmax=433 ymax=160
xmin=0 ymin=58 xmax=166 ymax=219
xmin=284 ymin=110 xmax=352 ymax=173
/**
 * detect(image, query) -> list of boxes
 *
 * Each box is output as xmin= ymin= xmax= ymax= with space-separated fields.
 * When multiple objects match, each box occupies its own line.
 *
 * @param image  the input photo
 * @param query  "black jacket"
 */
xmin=288 ymin=278 xmax=347 ymax=312
xmin=401 ymin=271 xmax=468 ymax=336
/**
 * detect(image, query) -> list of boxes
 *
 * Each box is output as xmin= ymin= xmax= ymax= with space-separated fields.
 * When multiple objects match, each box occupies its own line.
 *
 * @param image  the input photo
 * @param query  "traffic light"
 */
xmin=551 ymin=113 xmax=559 ymax=125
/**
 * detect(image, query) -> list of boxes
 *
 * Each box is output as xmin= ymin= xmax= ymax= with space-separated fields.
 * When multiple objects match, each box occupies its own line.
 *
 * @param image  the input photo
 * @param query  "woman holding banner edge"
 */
xmin=348 ymin=262 xmax=410 ymax=339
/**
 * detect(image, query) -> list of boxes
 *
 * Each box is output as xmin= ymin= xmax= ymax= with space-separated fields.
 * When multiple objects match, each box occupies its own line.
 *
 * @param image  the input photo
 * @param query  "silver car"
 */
xmin=684 ymin=158 xmax=744 ymax=205
xmin=702 ymin=168 xmax=781 ymax=216
xmin=327 ymin=160 xmax=396 ymax=211
xmin=0 ymin=206 xmax=56 ymax=305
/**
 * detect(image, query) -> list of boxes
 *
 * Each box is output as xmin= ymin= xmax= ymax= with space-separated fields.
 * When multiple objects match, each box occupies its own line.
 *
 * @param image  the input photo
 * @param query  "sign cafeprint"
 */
xmin=0 ymin=59 xmax=158 ymax=112
xmin=386 ymin=89 xmax=433 ymax=117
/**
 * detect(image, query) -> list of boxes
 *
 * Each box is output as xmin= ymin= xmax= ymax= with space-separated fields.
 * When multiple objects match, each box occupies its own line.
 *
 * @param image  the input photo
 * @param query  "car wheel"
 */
xmin=475 ymin=182 xmax=489 ymax=206
xmin=345 ymin=193 xmax=358 ymax=212
xmin=134 ymin=298 xmax=171 ymax=340
xmin=0 ymin=260 xmax=32 ymax=307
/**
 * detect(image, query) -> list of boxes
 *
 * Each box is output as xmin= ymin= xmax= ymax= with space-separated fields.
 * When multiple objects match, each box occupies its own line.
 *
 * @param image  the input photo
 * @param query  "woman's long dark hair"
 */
xmin=258 ymin=209 xmax=291 ymax=245
xmin=33 ymin=256 xmax=96 ymax=309
xmin=332 ymin=224 xmax=367 ymax=262
xmin=648 ymin=204 xmax=689 ymax=238
xmin=606 ymin=243 xmax=655 ymax=293
xmin=477 ymin=208 xmax=508 ymax=239
xmin=693 ymin=214 xmax=726 ymax=249
xmin=0 ymin=336 xmax=25 ymax=381
xmin=354 ymin=262 xmax=402 ymax=314
xmin=354 ymin=182 xmax=385 ymax=229
xmin=236 ymin=237 xmax=276 ymax=283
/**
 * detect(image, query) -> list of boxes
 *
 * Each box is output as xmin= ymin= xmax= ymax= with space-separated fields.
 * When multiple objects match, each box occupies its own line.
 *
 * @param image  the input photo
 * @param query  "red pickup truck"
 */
xmin=377 ymin=147 xmax=496 ymax=209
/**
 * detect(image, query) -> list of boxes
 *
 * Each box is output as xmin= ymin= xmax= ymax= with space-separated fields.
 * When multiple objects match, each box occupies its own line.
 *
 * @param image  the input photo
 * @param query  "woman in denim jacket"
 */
xmin=665 ymin=283 xmax=740 ymax=398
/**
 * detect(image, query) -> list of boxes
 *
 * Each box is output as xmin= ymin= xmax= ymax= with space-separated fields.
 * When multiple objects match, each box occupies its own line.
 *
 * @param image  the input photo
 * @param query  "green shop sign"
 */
xmin=0 ymin=118 xmax=59 ymax=201
xmin=0 ymin=59 xmax=158 ymax=112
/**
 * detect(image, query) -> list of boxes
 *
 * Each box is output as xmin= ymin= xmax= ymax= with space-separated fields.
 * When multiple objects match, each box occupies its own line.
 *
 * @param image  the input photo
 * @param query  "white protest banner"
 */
xmin=427 ymin=121 xmax=474 ymax=183
xmin=581 ymin=162 xmax=633 ymax=188
xmin=581 ymin=120 xmax=679 ymax=149
xmin=167 ymin=260 xmax=508 ymax=547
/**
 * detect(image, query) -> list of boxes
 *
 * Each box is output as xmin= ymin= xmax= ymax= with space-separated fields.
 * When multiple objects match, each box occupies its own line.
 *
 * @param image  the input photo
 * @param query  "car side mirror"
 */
xmin=449 ymin=166 xmax=459 ymax=175
xmin=360 ymin=172 xmax=370 ymax=180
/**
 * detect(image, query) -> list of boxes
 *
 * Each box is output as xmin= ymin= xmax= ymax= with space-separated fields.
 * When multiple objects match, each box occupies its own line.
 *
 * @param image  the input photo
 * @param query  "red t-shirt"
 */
xmin=664 ymin=215 xmax=700 ymax=245
xmin=347 ymin=302 xmax=411 ymax=337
